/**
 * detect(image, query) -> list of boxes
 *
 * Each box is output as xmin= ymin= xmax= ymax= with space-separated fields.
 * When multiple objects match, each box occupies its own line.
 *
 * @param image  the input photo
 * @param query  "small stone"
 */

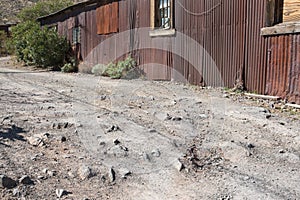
xmin=107 ymin=125 xmax=120 ymax=133
xmin=108 ymin=168 xmax=115 ymax=182
xmin=100 ymin=95 xmax=107 ymax=101
xmin=47 ymin=170 xmax=56 ymax=177
xmin=222 ymin=94 xmax=229 ymax=98
xmin=60 ymin=136 xmax=67 ymax=143
xmin=56 ymin=189 xmax=67 ymax=198
xmin=247 ymin=143 xmax=255 ymax=149
xmin=13 ymin=188 xmax=21 ymax=197
xmin=243 ymin=176 xmax=250 ymax=181
xmin=279 ymin=122 xmax=285 ymax=126
xmin=173 ymin=159 xmax=184 ymax=172
xmin=151 ymin=149 xmax=161 ymax=157
xmin=42 ymin=168 xmax=48 ymax=174
xmin=199 ymin=114 xmax=208 ymax=119
xmin=19 ymin=175 xmax=33 ymax=185
xmin=149 ymin=129 xmax=157 ymax=133
xmin=266 ymin=114 xmax=272 ymax=119
xmin=172 ymin=117 xmax=182 ymax=121
xmin=118 ymin=168 xmax=131 ymax=179
xmin=279 ymin=149 xmax=285 ymax=154
xmin=37 ymin=176 xmax=44 ymax=180
xmin=113 ymin=139 xmax=121 ymax=145
xmin=78 ymin=165 xmax=92 ymax=180
xmin=0 ymin=175 xmax=17 ymax=189
xmin=27 ymin=136 xmax=44 ymax=147
xmin=143 ymin=153 xmax=151 ymax=161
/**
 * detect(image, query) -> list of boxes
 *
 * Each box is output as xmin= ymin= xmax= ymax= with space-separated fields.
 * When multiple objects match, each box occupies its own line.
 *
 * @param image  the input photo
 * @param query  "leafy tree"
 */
xmin=10 ymin=0 xmax=73 ymax=68
xmin=18 ymin=0 xmax=73 ymax=22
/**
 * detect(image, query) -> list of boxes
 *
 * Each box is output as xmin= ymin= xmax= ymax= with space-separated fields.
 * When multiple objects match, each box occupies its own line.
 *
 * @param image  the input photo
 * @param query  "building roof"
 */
xmin=37 ymin=0 xmax=114 ymax=21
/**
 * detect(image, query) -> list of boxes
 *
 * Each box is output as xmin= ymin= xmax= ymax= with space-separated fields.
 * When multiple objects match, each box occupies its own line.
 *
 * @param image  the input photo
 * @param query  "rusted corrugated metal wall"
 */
xmin=265 ymin=34 xmax=300 ymax=104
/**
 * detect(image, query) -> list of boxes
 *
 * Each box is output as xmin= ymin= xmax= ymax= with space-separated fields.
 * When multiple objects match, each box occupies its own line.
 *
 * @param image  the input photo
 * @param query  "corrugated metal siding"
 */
xmin=266 ymin=34 xmax=300 ymax=104
xmin=42 ymin=0 xmax=300 ymax=103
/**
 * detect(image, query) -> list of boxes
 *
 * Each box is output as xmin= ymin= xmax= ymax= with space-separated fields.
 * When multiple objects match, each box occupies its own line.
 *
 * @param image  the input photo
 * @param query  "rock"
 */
xmin=13 ymin=188 xmax=21 ymax=197
xmin=0 ymin=175 xmax=17 ymax=189
xmin=60 ymin=136 xmax=67 ymax=143
xmin=151 ymin=149 xmax=161 ymax=157
xmin=173 ymin=159 xmax=184 ymax=172
xmin=199 ymin=114 xmax=208 ymax=119
xmin=113 ymin=139 xmax=121 ymax=145
xmin=279 ymin=149 xmax=285 ymax=154
xmin=78 ymin=165 xmax=92 ymax=180
xmin=172 ymin=117 xmax=182 ymax=121
xmin=19 ymin=175 xmax=33 ymax=185
xmin=148 ymin=129 xmax=157 ymax=133
xmin=27 ymin=136 xmax=45 ymax=147
xmin=56 ymin=189 xmax=67 ymax=198
xmin=42 ymin=168 xmax=48 ymax=174
xmin=47 ymin=170 xmax=56 ymax=177
xmin=247 ymin=143 xmax=255 ymax=149
xmin=118 ymin=168 xmax=131 ymax=179
xmin=108 ymin=168 xmax=115 ymax=182
xmin=222 ymin=94 xmax=229 ymax=98
xmin=107 ymin=125 xmax=120 ymax=133
xmin=143 ymin=153 xmax=151 ymax=161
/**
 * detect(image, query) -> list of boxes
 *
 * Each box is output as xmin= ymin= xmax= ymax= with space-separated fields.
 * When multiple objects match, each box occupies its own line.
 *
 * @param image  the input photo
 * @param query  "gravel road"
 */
xmin=0 ymin=57 xmax=299 ymax=199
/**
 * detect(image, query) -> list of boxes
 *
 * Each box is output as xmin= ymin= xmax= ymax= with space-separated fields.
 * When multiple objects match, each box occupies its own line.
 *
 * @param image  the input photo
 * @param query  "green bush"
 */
xmin=91 ymin=64 xmax=107 ymax=76
xmin=103 ymin=56 xmax=136 ymax=79
xmin=10 ymin=21 xmax=69 ymax=68
xmin=61 ymin=59 xmax=77 ymax=73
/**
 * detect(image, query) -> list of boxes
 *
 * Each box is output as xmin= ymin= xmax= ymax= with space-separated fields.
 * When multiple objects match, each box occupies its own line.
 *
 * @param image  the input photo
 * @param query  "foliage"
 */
xmin=103 ymin=56 xmax=137 ymax=79
xmin=91 ymin=64 xmax=107 ymax=76
xmin=61 ymin=58 xmax=77 ymax=73
xmin=9 ymin=0 xmax=74 ymax=68
xmin=18 ymin=0 xmax=73 ymax=22
xmin=10 ymin=21 xmax=69 ymax=68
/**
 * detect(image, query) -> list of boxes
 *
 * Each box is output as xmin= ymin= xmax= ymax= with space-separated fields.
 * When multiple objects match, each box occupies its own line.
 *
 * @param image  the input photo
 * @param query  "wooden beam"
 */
xmin=244 ymin=93 xmax=281 ymax=100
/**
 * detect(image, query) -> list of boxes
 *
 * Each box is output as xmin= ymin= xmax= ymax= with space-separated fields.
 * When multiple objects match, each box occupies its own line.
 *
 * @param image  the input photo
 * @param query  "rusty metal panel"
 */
xmin=266 ymin=34 xmax=300 ymax=104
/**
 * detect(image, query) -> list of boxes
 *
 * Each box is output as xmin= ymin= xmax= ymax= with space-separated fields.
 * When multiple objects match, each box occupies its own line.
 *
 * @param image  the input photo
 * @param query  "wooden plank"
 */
xmin=286 ymin=103 xmax=300 ymax=109
xmin=283 ymin=0 xmax=300 ymax=22
xmin=244 ymin=93 xmax=281 ymax=100
xmin=110 ymin=2 xmax=119 ymax=33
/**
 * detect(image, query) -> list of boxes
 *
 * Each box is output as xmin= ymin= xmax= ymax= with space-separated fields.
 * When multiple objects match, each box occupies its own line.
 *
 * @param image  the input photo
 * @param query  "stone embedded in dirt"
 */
xmin=118 ymin=168 xmax=131 ymax=179
xmin=151 ymin=149 xmax=161 ymax=157
xmin=108 ymin=168 xmax=115 ymax=182
xmin=149 ymin=129 xmax=157 ymax=133
xmin=143 ymin=153 xmax=151 ymax=161
xmin=173 ymin=159 xmax=184 ymax=172
xmin=27 ymin=136 xmax=45 ymax=147
xmin=42 ymin=168 xmax=48 ymax=174
xmin=199 ymin=114 xmax=208 ymax=119
xmin=279 ymin=149 xmax=285 ymax=154
xmin=0 ymin=175 xmax=17 ymax=189
xmin=13 ymin=188 xmax=21 ymax=197
xmin=19 ymin=175 xmax=33 ymax=185
xmin=78 ymin=165 xmax=92 ymax=180
xmin=60 ymin=136 xmax=67 ymax=143
xmin=113 ymin=139 xmax=121 ymax=145
xmin=56 ymin=189 xmax=67 ymax=198
xmin=172 ymin=117 xmax=183 ymax=121
xmin=107 ymin=125 xmax=121 ymax=133
xmin=247 ymin=143 xmax=255 ymax=149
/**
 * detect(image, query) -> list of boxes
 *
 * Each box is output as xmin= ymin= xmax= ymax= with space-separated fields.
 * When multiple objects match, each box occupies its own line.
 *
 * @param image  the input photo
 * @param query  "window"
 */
xmin=157 ymin=0 xmax=172 ymax=29
xmin=72 ymin=27 xmax=80 ymax=45
xmin=262 ymin=0 xmax=300 ymax=36
xmin=150 ymin=0 xmax=175 ymax=37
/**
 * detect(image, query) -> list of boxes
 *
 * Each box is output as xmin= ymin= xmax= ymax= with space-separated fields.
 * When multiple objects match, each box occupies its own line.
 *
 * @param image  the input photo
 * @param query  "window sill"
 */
xmin=149 ymin=28 xmax=176 ymax=37
xmin=261 ymin=22 xmax=300 ymax=36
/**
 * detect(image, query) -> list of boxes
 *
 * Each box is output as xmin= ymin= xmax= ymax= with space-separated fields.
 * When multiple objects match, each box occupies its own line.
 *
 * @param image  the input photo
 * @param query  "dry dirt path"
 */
xmin=0 ymin=57 xmax=299 ymax=199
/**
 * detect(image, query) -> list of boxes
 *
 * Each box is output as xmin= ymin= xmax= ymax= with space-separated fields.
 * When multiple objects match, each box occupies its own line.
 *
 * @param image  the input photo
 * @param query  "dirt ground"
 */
xmin=0 ymin=56 xmax=299 ymax=200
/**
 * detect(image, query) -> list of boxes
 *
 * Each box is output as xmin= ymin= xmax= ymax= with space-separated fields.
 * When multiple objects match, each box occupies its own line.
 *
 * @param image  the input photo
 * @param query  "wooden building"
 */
xmin=38 ymin=0 xmax=300 ymax=104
